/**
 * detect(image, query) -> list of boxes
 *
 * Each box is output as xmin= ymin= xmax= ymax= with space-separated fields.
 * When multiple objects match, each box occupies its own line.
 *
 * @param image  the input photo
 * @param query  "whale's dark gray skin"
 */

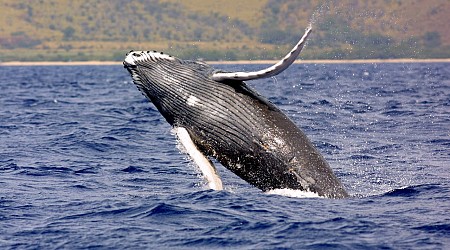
xmin=123 ymin=27 xmax=348 ymax=198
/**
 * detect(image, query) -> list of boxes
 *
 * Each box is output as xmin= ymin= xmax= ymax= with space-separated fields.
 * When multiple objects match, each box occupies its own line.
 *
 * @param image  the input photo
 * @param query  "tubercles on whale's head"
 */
xmin=124 ymin=50 xmax=177 ymax=66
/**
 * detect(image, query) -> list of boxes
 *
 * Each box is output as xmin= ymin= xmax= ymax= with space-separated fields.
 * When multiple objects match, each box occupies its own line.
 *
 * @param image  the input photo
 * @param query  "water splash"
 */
xmin=266 ymin=188 xmax=323 ymax=198
xmin=309 ymin=0 xmax=330 ymax=26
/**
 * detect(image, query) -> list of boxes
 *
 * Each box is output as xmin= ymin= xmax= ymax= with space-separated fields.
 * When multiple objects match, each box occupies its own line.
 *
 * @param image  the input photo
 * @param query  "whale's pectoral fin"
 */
xmin=211 ymin=26 xmax=312 ymax=82
xmin=175 ymin=127 xmax=223 ymax=190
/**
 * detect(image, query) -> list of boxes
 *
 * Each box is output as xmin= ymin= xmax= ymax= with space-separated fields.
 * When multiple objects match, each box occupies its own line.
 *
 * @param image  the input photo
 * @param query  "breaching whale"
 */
xmin=123 ymin=26 xmax=349 ymax=198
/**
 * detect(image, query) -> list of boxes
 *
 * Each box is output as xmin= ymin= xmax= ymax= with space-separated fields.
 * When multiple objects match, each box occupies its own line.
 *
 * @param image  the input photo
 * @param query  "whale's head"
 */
xmin=123 ymin=50 xmax=217 ymax=125
xmin=123 ymin=50 xmax=215 ymax=97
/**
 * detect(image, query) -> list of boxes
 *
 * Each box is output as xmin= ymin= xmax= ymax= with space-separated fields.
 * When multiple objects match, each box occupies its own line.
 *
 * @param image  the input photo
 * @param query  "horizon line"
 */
xmin=1 ymin=58 xmax=450 ymax=66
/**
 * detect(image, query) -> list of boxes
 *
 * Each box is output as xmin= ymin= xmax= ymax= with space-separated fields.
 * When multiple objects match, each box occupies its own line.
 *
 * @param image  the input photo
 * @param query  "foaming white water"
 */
xmin=266 ymin=188 xmax=323 ymax=198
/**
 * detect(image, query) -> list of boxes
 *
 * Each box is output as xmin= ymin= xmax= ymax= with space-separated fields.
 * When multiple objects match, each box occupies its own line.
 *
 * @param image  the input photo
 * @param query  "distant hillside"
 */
xmin=0 ymin=0 xmax=449 ymax=61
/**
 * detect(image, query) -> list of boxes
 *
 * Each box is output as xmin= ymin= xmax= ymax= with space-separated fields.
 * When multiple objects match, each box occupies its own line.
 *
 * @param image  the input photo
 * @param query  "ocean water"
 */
xmin=0 ymin=62 xmax=449 ymax=249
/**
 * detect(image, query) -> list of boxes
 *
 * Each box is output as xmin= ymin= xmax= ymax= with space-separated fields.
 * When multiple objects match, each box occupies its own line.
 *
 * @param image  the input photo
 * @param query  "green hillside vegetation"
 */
xmin=0 ymin=0 xmax=449 ymax=62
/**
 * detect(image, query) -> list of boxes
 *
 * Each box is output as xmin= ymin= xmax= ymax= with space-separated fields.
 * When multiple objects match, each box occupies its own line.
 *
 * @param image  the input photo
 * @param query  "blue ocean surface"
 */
xmin=0 ymin=62 xmax=449 ymax=249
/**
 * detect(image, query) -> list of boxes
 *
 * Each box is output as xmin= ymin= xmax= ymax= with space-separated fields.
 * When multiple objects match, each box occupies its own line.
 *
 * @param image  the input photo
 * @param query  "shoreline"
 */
xmin=1 ymin=58 xmax=449 ymax=66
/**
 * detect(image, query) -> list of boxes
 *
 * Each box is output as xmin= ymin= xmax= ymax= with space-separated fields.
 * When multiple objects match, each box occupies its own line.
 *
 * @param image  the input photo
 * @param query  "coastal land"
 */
xmin=1 ymin=1 xmax=449 ymax=63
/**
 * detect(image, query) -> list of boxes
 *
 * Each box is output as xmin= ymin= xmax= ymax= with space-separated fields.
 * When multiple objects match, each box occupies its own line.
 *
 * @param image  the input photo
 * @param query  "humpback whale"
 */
xmin=123 ymin=26 xmax=349 ymax=198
